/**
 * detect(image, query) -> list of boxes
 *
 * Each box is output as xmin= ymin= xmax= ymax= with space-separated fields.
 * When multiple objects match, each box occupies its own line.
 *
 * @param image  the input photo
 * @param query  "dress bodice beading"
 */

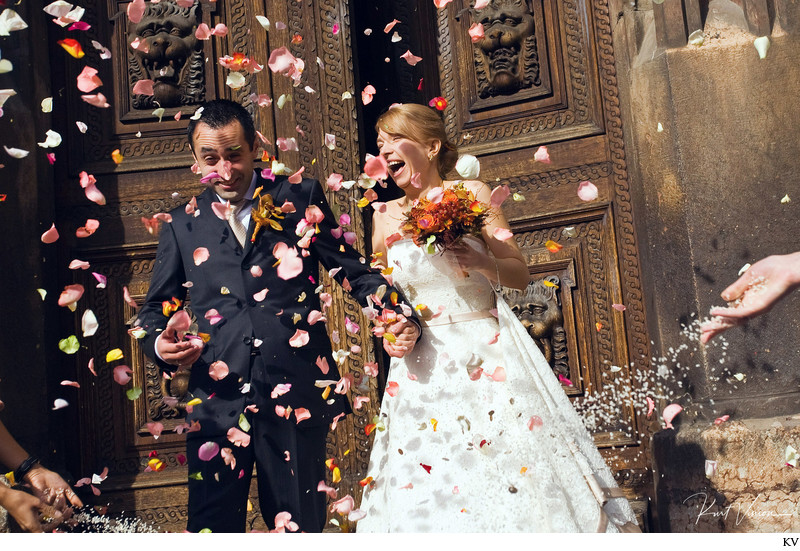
xmin=387 ymin=239 xmax=495 ymax=317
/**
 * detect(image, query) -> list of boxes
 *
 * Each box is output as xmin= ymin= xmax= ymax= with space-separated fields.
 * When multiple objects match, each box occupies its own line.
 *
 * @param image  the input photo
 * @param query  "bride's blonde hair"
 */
xmin=376 ymin=103 xmax=458 ymax=179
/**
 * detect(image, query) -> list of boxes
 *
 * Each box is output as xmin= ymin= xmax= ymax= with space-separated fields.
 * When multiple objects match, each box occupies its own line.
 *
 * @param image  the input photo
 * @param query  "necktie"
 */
xmin=229 ymin=200 xmax=249 ymax=248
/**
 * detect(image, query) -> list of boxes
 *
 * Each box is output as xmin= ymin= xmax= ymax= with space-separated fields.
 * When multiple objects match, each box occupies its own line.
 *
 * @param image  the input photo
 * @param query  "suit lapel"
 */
xmin=197 ymin=187 xmax=241 ymax=253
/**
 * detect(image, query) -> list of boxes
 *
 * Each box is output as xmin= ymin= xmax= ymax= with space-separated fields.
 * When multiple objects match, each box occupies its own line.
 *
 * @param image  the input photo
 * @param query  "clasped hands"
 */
xmin=382 ymin=318 xmax=421 ymax=358
xmin=156 ymin=324 xmax=204 ymax=370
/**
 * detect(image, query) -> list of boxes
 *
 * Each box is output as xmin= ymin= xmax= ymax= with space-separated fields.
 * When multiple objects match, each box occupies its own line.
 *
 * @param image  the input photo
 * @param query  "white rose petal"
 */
xmin=37 ymin=129 xmax=63 ymax=148
xmin=455 ymin=154 xmax=480 ymax=179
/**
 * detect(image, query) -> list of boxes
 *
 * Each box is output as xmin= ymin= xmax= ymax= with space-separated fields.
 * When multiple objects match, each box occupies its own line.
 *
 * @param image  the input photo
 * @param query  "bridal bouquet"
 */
xmin=401 ymin=183 xmax=490 ymax=253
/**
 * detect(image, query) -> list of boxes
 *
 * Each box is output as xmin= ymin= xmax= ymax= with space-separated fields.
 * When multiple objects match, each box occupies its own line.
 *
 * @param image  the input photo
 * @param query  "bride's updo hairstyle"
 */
xmin=376 ymin=103 xmax=459 ymax=179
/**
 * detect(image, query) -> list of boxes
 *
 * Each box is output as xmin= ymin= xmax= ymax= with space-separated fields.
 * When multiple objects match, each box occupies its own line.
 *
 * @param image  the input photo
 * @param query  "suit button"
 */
xmin=248 ymin=299 xmax=256 ymax=307
xmin=243 ymin=337 xmax=253 ymax=345
xmin=243 ymin=264 xmax=251 ymax=271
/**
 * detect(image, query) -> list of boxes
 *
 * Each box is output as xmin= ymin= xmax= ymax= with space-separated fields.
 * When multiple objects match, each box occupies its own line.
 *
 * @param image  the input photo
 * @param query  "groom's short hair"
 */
xmin=187 ymin=99 xmax=256 ymax=151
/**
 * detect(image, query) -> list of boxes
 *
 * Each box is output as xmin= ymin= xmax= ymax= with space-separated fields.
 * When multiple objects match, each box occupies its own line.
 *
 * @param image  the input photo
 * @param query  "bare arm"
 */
xmin=448 ymin=180 xmax=530 ymax=290
xmin=700 ymin=252 xmax=800 ymax=343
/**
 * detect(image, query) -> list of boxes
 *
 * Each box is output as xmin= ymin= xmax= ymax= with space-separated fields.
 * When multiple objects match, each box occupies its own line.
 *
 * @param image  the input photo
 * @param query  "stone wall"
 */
xmin=612 ymin=0 xmax=800 ymax=532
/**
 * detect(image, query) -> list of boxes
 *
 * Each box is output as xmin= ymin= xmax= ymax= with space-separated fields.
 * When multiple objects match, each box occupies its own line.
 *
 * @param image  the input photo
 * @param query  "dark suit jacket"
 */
xmin=137 ymin=172 xmax=417 ymax=437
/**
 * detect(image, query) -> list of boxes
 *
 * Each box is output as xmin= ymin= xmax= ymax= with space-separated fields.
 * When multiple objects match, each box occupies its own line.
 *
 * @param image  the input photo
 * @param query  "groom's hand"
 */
xmin=156 ymin=325 xmax=203 ymax=369
xmin=383 ymin=320 xmax=420 ymax=358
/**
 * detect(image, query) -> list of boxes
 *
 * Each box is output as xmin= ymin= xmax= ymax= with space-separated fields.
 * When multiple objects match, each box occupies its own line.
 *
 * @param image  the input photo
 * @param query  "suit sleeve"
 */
xmin=306 ymin=180 xmax=421 ymax=331
xmin=136 ymin=218 xmax=189 ymax=373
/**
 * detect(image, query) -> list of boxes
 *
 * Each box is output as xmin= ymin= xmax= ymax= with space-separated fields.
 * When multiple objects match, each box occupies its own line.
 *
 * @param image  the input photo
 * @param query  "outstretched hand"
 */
xmin=383 ymin=319 xmax=420 ymax=358
xmin=156 ymin=324 xmax=204 ymax=369
xmin=700 ymin=252 xmax=800 ymax=344
xmin=26 ymin=464 xmax=83 ymax=510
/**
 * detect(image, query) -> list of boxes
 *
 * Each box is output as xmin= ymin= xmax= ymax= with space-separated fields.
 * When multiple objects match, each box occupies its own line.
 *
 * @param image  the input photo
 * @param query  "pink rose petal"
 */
xmin=123 ymin=285 xmax=138 ymax=309
xmin=132 ymin=79 xmax=154 ymax=96
xmin=305 ymin=205 xmax=324 ymax=224
xmin=204 ymin=309 xmax=223 ymax=325
xmin=400 ymin=50 xmax=423 ymax=66
xmin=288 ymin=166 xmax=305 ymax=184
xmin=270 ymin=383 xmax=292 ymax=399
xmin=468 ymin=22 xmax=485 ymax=42
xmin=577 ymin=180 xmax=598 ymax=202
xmin=534 ymin=145 xmax=551 ymax=164
xmin=146 ymin=421 xmax=164 ymax=439
xmin=60 ymin=380 xmax=80 ymax=388
xmin=227 ymin=427 xmax=251 ymax=447
xmin=212 ymin=200 xmax=233 ymax=221
xmin=295 ymin=407 xmax=311 ymax=423
xmin=662 ymin=403 xmax=683 ymax=430
xmin=317 ymin=480 xmax=337 ymax=499
xmin=58 ymin=284 xmax=85 ymax=307
xmin=127 ymin=0 xmax=145 ymax=23
xmin=386 ymin=381 xmax=399 ymax=397
xmin=289 ymin=329 xmax=309 ymax=348
xmin=493 ymin=227 xmax=513 ymax=241
xmin=326 ymin=173 xmax=344 ymax=191
xmin=167 ymin=310 xmax=191 ymax=332
xmin=273 ymin=242 xmax=304 ymax=280
xmin=527 ymin=415 xmax=543 ymax=430
xmin=364 ymin=155 xmax=388 ymax=181
xmin=209 ymin=360 xmax=229 ymax=381
xmin=316 ymin=355 xmax=330 ymax=374
xmin=426 ymin=187 xmax=444 ymax=203
xmin=361 ymin=84 xmax=376 ymax=105
xmin=81 ymin=93 xmax=110 ymax=108
xmin=198 ymin=441 xmax=220 ymax=461
xmin=69 ymin=259 xmax=91 ymax=270
xmin=193 ymin=247 xmax=210 ymax=266
xmin=253 ymin=288 xmax=269 ymax=302
xmin=490 ymin=184 xmax=510 ymax=208
xmin=113 ymin=365 xmax=132 ymax=385
xmin=76 ymin=66 xmax=102 ymax=93
xmin=489 ymin=366 xmax=506 ymax=381
xmin=41 ymin=223 xmax=59 ymax=243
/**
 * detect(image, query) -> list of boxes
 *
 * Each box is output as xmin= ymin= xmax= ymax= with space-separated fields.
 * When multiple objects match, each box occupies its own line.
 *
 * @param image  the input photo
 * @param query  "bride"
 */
xmin=355 ymin=103 xmax=639 ymax=532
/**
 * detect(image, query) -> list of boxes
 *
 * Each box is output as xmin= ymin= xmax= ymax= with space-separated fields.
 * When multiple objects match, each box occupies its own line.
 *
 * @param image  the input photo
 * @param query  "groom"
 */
xmin=136 ymin=99 xmax=420 ymax=532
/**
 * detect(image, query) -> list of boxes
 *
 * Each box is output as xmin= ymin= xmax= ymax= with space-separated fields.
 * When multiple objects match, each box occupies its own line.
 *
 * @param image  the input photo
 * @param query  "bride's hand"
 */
xmin=448 ymin=236 xmax=494 ymax=277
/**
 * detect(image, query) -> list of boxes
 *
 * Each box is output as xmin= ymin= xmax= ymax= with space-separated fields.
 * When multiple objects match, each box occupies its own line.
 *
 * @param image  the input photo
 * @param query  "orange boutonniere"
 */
xmin=250 ymin=187 xmax=285 ymax=242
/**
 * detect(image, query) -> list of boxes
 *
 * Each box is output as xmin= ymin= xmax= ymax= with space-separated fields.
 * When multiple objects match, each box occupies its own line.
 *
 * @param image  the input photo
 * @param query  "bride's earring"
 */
xmin=428 ymin=153 xmax=434 ymax=161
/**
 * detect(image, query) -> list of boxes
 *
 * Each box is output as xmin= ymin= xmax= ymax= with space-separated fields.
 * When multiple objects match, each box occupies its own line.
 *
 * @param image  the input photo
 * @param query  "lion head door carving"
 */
xmin=470 ymin=0 xmax=541 ymax=99
xmin=504 ymin=276 xmax=569 ymax=377
xmin=127 ymin=0 xmax=205 ymax=109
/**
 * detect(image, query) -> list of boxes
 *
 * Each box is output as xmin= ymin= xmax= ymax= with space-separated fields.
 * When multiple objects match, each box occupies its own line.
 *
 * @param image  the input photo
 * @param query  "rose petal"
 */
xmin=227 ymin=427 xmax=251 ymax=447
xmin=295 ymin=407 xmax=311 ymax=423
xmin=400 ymin=50 xmax=422 ymax=66
xmin=662 ymin=403 xmax=683 ymax=430
xmin=577 ymin=180 xmax=598 ymax=202
xmin=364 ymin=155 xmax=388 ymax=181
xmin=58 ymin=284 xmax=85 ymax=307
xmin=198 ymin=441 xmax=220 ymax=462
xmin=193 ymin=247 xmax=210 ymax=266
xmin=209 ymin=360 xmax=229 ymax=381
xmin=82 ymin=309 xmax=98 ymax=336
xmin=253 ymin=288 xmax=269 ymax=302
xmin=490 ymin=184 xmax=510 ymax=208
xmin=534 ymin=145 xmax=551 ymax=164
xmin=76 ymin=66 xmax=102 ymax=93
xmin=493 ymin=227 xmax=513 ymax=242
xmin=113 ymin=365 xmax=132 ymax=385
xmin=204 ymin=309 xmax=223 ymax=325
xmin=468 ymin=22 xmax=485 ymax=42
xmin=289 ymin=329 xmax=309 ymax=348
xmin=41 ymin=223 xmax=60 ymax=243
xmin=132 ymin=79 xmax=154 ymax=96
xmin=81 ymin=93 xmax=110 ymax=108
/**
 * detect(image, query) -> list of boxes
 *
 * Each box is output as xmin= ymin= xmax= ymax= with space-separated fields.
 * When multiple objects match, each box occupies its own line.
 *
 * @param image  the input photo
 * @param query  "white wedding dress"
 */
xmin=356 ymin=239 xmax=638 ymax=532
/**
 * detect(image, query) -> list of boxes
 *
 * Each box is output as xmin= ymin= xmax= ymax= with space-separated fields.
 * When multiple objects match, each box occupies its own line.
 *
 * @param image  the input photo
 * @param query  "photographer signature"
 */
xmin=684 ymin=492 xmax=794 ymax=525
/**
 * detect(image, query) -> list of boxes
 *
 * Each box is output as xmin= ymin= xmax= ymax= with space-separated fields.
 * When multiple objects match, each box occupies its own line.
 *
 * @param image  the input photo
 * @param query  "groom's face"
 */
xmin=191 ymin=120 xmax=257 ymax=203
